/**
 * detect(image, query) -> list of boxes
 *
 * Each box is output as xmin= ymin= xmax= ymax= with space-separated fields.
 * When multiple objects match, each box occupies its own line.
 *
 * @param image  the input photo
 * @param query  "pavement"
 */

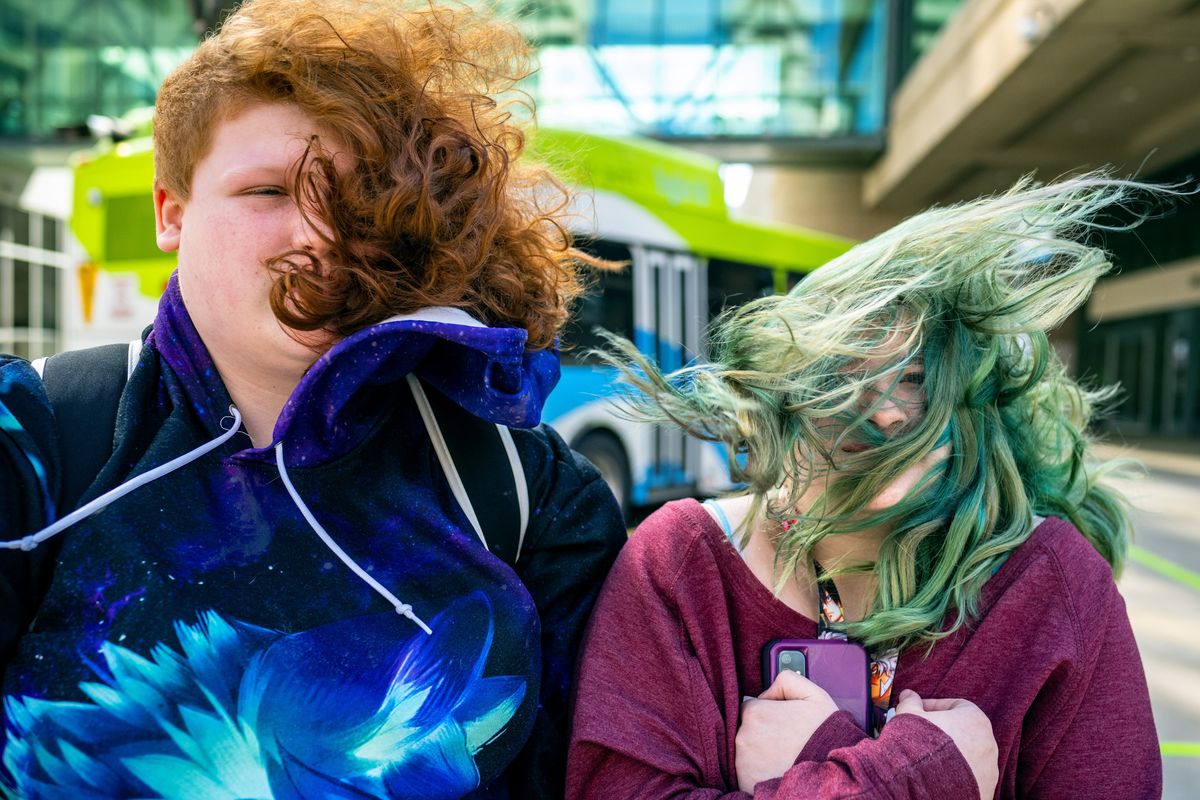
xmin=1092 ymin=435 xmax=1200 ymax=481
xmin=1091 ymin=435 xmax=1200 ymax=800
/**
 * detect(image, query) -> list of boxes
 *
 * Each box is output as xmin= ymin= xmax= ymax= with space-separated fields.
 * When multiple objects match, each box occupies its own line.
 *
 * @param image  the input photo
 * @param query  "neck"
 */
xmin=810 ymin=523 xmax=888 ymax=570
xmin=209 ymin=350 xmax=310 ymax=449
xmin=783 ymin=480 xmax=893 ymax=621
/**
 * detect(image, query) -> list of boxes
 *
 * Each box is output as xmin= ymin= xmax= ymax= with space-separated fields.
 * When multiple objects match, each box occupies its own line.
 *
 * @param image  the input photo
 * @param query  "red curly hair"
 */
xmin=153 ymin=0 xmax=590 ymax=350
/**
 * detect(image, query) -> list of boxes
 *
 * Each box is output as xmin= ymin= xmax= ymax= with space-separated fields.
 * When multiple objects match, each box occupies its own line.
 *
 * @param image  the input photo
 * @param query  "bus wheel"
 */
xmin=575 ymin=432 xmax=631 ymax=521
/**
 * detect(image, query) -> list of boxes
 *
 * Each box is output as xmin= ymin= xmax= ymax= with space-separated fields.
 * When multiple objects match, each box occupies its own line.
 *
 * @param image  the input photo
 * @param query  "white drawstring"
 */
xmin=4 ymin=404 xmax=433 ymax=637
xmin=274 ymin=440 xmax=432 ymax=636
xmin=3 ymin=406 xmax=245 ymax=552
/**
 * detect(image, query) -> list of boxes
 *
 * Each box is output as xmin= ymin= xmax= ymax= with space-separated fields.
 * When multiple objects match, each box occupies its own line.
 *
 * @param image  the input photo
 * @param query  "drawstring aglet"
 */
xmin=395 ymin=603 xmax=433 ymax=635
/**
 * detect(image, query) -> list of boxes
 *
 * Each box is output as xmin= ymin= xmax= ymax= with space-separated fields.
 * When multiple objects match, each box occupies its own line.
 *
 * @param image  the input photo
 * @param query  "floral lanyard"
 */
xmin=812 ymin=559 xmax=899 ymax=736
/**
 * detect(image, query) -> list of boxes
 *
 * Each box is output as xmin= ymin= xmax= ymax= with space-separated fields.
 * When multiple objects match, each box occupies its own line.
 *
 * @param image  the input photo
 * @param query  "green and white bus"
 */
xmin=67 ymin=124 xmax=852 ymax=512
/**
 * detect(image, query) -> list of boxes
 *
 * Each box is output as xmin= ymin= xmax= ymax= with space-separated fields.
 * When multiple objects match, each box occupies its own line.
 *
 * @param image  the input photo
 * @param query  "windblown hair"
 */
xmin=608 ymin=175 xmax=1165 ymax=653
xmin=154 ymin=0 xmax=588 ymax=350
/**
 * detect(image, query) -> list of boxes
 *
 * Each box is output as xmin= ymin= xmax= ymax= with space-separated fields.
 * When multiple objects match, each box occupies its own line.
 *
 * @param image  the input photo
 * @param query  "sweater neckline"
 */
xmin=677 ymin=498 xmax=1066 ymax=640
xmin=677 ymin=498 xmax=820 ymax=633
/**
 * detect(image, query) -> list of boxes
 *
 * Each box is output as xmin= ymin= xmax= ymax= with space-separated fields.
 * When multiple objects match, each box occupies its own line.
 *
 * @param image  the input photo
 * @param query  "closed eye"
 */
xmin=245 ymin=186 xmax=287 ymax=197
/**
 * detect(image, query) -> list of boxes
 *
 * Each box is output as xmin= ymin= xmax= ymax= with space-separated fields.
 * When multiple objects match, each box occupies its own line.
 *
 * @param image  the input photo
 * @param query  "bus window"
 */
xmin=561 ymin=239 xmax=634 ymax=365
xmin=707 ymin=258 xmax=774 ymax=319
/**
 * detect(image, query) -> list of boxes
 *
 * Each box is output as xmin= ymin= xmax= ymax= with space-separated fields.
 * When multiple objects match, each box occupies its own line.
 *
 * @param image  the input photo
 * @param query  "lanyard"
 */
xmin=813 ymin=560 xmax=898 ymax=736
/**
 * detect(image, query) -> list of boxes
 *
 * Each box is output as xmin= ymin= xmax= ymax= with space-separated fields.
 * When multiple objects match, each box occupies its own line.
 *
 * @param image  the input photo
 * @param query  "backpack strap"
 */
xmin=28 ymin=341 xmax=528 ymax=565
xmin=30 ymin=340 xmax=141 ymax=513
xmin=406 ymin=374 xmax=528 ymax=565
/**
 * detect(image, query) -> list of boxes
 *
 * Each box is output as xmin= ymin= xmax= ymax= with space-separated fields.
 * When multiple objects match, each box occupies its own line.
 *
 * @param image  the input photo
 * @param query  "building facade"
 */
xmin=0 ymin=0 xmax=195 ymax=356
xmin=2 ymin=0 xmax=1195 ymax=440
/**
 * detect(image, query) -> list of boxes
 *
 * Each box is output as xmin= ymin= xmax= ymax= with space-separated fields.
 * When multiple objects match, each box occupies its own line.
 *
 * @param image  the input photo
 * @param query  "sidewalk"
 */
xmin=1091 ymin=435 xmax=1200 ymax=480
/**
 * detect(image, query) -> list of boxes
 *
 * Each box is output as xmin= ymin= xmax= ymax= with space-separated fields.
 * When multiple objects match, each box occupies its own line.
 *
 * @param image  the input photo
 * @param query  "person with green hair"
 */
xmin=566 ymin=175 xmax=1162 ymax=799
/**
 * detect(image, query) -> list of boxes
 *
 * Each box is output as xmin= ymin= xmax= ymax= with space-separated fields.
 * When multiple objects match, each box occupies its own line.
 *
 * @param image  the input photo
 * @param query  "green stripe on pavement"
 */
xmin=1129 ymin=546 xmax=1200 ymax=592
xmin=1162 ymin=742 xmax=1200 ymax=757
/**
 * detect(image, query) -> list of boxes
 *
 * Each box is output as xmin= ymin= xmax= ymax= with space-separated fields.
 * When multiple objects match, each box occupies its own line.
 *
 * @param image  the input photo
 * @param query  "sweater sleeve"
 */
xmin=566 ymin=517 xmax=977 ymax=800
xmin=500 ymin=423 xmax=627 ymax=799
xmin=1016 ymin=560 xmax=1162 ymax=798
xmin=1 ymin=356 xmax=61 ymax=675
xmin=759 ymin=715 xmax=977 ymax=799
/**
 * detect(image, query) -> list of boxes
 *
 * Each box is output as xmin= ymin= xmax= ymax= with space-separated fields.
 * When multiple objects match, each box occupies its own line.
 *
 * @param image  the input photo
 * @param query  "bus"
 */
xmin=67 ymin=124 xmax=852 ymax=514
xmin=526 ymin=130 xmax=851 ymax=512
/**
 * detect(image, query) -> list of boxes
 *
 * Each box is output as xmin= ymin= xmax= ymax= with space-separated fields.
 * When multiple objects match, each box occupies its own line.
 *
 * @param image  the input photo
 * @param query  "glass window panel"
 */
xmin=1 ymin=0 xmax=196 ymax=138
xmin=14 ymin=260 xmax=30 ymax=327
xmin=520 ymin=0 xmax=890 ymax=139
xmin=42 ymin=265 xmax=58 ymax=328
xmin=42 ymin=216 xmax=60 ymax=252
xmin=661 ymin=0 xmax=717 ymax=44
xmin=13 ymin=209 xmax=30 ymax=246
xmin=901 ymin=0 xmax=967 ymax=77
xmin=596 ymin=0 xmax=654 ymax=44
xmin=707 ymin=259 xmax=774 ymax=318
xmin=561 ymin=239 xmax=634 ymax=365
xmin=6 ymin=0 xmax=893 ymax=143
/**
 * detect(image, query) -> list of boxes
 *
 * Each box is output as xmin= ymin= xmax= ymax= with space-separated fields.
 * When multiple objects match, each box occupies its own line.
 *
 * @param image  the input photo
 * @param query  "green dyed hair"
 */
xmin=606 ymin=174 xmax=1164 ymax=654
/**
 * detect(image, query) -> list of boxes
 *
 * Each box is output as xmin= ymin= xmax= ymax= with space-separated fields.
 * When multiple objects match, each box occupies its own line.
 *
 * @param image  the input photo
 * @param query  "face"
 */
xmin=852 ymin=355 xmax=947 ymax=511
xmin=836 ymin=352 xmax=927 ymax=452
xmin=818 ymin=346 xmax=947 ymax=513
xmin=154 ymin=102 xmax=344 ymax=381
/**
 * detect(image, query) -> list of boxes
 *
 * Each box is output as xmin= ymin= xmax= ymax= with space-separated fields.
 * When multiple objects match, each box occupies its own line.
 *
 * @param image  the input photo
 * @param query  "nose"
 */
xmin=862 ymin=378 xmax=913 ymax=436
xmin=292 ymin=203 xmax=334 ymax=255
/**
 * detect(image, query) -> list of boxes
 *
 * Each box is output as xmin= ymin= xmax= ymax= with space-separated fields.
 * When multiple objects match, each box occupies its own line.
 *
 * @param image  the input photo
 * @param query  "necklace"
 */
xmin=811 ymin=559 xmax=898 ymax=735
xmin=781 ymin=513 xmax=899 ymax=735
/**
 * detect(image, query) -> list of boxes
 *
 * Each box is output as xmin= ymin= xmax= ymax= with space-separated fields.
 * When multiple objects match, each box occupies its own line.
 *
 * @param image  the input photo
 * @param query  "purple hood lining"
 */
xmin=145 ymin=274 xmax=560 ymax=467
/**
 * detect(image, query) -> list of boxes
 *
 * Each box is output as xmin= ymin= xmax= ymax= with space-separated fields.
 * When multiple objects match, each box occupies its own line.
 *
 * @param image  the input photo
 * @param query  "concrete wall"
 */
xmin=738 ymin=164 xmax=904 ymax=241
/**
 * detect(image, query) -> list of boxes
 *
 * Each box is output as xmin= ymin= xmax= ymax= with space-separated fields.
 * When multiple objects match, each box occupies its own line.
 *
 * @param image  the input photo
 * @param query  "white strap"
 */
xmin=126 ymin=338 xmax=140 ymax=377
xmin=31 ymin=338 xmax=140 ymax=380
xmin=496 ymin=425 xmax=528 ymax=559
xmin=405 ymin=374 xmax=529 ymax=561
xmin=406 ymin=374 xmax=489 ymax=550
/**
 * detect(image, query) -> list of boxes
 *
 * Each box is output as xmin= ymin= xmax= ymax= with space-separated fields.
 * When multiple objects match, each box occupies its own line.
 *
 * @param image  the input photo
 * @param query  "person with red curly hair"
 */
xmin=0 ymin=1 xmax=625 ymax=797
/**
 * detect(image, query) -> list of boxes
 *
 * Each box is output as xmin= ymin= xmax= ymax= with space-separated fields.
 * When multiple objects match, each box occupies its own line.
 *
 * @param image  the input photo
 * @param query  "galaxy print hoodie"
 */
xmin=0 ymin=276 xmax=625 ymax=800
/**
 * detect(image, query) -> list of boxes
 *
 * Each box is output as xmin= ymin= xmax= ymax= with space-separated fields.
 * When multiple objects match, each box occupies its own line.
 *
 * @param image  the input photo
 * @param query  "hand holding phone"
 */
xmin=762 ymin=638 xmax=871 ymax=731
xmin=736 ymin=670 xmax=839 ymax=792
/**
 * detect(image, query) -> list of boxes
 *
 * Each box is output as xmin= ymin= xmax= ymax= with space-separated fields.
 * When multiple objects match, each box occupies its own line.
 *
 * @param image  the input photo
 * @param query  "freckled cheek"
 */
xmin=180 ymin=243 xmax=276 ymax=317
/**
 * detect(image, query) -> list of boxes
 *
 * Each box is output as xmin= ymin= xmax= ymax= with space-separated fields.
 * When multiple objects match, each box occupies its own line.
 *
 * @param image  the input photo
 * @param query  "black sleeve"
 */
xmin=0 ymin=356 xmax=62 ymax=675
xmin=502 ymin=423 xmax=626 ymax=799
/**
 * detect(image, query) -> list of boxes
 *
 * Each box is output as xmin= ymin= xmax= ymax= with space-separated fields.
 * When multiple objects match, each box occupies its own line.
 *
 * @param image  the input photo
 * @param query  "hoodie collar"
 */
xmin=148 ymin=274 xmax=560 ymax=466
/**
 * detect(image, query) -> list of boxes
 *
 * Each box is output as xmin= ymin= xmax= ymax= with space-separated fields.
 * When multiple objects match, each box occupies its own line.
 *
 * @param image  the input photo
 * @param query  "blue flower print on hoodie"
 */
xmin=3 ymin=592 xmax=523 ymax=799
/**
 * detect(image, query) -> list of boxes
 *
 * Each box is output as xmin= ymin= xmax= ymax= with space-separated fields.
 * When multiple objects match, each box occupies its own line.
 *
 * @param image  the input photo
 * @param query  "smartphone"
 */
xmin=761 ymin=638 xmax=871 ymax=731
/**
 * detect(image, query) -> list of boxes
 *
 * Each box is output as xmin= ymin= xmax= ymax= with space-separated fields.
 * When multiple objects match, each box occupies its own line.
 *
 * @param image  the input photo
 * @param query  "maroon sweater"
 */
xmin=567 ymin=500 xmax=1161 ymax=799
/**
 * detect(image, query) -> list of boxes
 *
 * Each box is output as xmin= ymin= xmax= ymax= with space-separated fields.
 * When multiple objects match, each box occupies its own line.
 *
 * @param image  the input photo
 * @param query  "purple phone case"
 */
xmin=762 ymin=638 xmax=871 ymax=731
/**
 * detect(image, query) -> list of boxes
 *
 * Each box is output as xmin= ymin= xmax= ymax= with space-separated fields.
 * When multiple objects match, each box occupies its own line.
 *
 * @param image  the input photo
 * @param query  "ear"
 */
xmin=154 ymin=180 xmax=184 ymax=253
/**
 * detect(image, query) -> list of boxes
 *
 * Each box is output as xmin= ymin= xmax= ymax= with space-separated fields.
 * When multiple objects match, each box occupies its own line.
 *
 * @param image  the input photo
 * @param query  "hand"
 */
xmin=735 ymin=670 xmax=839 ymax=793
xmin=894 ymin=689 xmax=998 ymax=800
